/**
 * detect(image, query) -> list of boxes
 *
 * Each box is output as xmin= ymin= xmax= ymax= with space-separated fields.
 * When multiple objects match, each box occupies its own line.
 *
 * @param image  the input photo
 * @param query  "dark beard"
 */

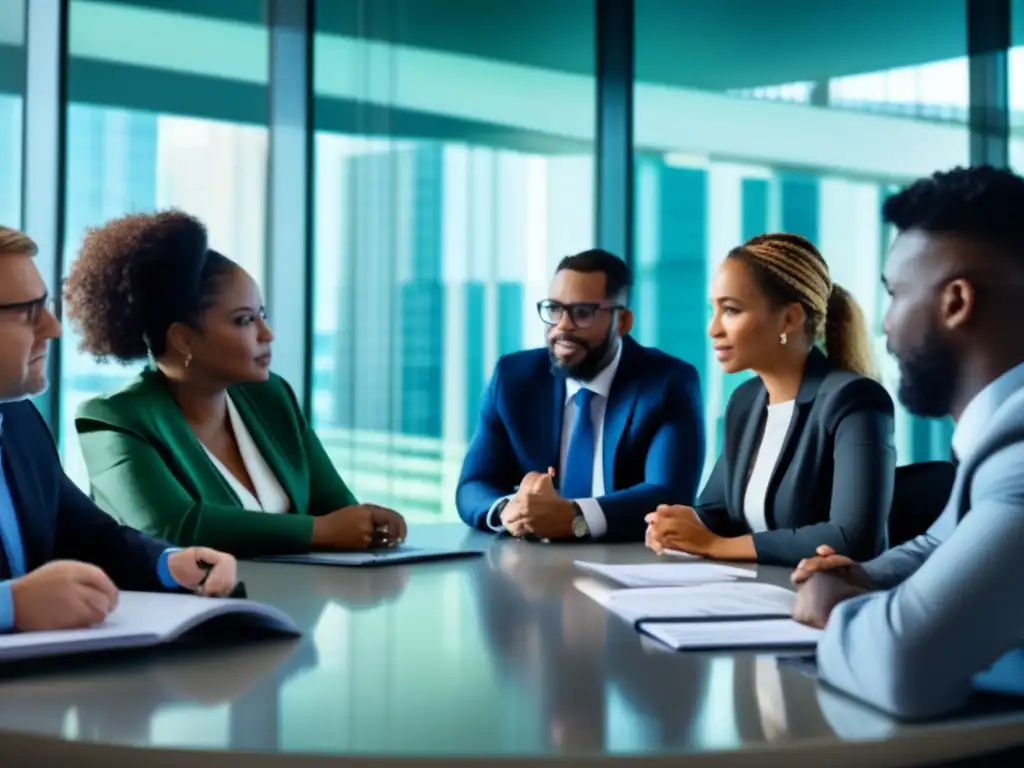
xmin=895 ymin=327 xmax=958 ymax=418
xmin=548 ymin=327 xmax=616 ymax=381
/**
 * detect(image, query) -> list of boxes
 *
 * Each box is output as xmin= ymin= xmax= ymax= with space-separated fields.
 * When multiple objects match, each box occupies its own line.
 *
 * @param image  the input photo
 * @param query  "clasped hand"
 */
xmin=500 ymin=469 xmax=574 ymax=540
xmin=644 ymin=504 xmax=718 ymax=556
xmin=9 ymin=546 xmax=238 ymax=633
xmin=311 ymin=503 xmax=408 ymax=550
xmin=789 ymin=545 xmax=873 ymax=629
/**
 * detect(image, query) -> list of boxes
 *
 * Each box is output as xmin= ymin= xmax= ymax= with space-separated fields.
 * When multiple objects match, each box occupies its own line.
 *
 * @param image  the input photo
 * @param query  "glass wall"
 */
xmin=633 ymin=0 xmax=970 ymax=469
xmin=1010 ymin=0 xmax=1024 ymax=170
xmin=311 ymin=0 xmax=596 ymax=522
xmin=59 ymin=0 xmax=270 ymax=485
xmin=7 ymin=0 xmax=1016 ymax=507
xmin=0 ymin=0 xmax=25 ymax=228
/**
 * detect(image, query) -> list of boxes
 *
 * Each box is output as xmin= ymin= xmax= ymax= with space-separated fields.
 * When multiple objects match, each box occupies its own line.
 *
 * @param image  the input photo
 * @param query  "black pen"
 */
xmin=197 ymin=558 xmax=213 ymax=587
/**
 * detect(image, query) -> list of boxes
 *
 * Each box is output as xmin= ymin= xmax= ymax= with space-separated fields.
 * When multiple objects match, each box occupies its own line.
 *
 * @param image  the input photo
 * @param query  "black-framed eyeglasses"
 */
xmin=536 ymin=299 xmax=623 ymax=329
xmin=0 ymin=294 xmax=53 ymax=325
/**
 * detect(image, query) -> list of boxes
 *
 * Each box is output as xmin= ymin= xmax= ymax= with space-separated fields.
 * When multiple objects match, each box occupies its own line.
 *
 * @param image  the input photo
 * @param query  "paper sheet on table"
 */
xmin=573 ymin=560 xmax=755 ymax=588
xmin=640 ymin=618 xmax=822 ymax=651
xmin=592 ymin=582 xmax=796 ymax=626
xmin=0 ymin=592 xmax=299 ymax=663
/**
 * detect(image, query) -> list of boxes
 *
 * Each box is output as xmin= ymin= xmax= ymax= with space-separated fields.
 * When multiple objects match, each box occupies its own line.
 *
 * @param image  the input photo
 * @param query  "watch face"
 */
xmin=573 ymin=515 xmax=588 ymax=538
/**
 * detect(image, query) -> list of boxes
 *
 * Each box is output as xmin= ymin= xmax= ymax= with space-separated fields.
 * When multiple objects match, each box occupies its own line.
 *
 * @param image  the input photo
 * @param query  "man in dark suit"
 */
xmin=0 ymin=225 xmax=237 ymax=633
xmin=456 ymin=249 xmax=704 ymax=542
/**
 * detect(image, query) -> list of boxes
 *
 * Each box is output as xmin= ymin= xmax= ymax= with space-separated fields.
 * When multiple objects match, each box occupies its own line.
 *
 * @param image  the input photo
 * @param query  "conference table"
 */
xmin=0 ymin=524 xmax=1023 ymax=767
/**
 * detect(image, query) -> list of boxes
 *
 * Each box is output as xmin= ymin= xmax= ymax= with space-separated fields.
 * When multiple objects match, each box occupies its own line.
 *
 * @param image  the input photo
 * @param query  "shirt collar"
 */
xmin=952 ymin=360 xmax=1024 ymax=459
xmin=565 ymin=341 xmax=623 ymax=403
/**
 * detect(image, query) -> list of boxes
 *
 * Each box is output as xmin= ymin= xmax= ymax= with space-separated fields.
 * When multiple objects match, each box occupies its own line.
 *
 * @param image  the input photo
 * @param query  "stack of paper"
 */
xmin=0 ymin=592 xmax=300 ymax=663
xmin=589 ymin=582 xmax=797 ymax=627
xmin=573 ymin=560 xmax=756 ymax=588
xmin=640 ymin=619 xmax=822 ymax=651
xmin=573 ymin=564 xmax=821 ymax=652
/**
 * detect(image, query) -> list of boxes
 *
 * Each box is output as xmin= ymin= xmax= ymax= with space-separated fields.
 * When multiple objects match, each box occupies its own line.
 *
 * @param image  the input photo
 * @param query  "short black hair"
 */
xmin=882 ymin=165 xmax=1024 ymax=250
xmin=63 ymin=210 xmax=238 ymax=363
xmin=556 ymin=248 xmax=632 ymax=301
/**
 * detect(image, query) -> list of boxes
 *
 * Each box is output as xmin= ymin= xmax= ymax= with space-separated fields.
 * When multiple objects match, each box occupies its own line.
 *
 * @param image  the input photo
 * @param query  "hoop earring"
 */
xmin=184 ymin=352 xmax=192 ymax=368
xmin=779 ymin=332 xmax=788 ymax=346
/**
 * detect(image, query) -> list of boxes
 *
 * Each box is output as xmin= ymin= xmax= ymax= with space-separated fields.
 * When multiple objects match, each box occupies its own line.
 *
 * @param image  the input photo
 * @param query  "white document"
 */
xmin=573 ymin=560 xmax=756 ymax=588
xmin=595 ymin=582 xmax=796 ymax=626
xmin=0 ymin=592 xmax=299 ymax=663
xmin=255 ymin=546 xmax=482 ymax=567
xmin=641 ymin=618 xmax=822 ymax=651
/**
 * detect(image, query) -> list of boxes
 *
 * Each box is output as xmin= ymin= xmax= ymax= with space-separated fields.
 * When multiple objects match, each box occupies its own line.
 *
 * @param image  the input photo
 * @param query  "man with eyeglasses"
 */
xmin=456 ymin=249 xmax=704 ymax=542
xmin=0 ymin=226 xmax=238 ymax=634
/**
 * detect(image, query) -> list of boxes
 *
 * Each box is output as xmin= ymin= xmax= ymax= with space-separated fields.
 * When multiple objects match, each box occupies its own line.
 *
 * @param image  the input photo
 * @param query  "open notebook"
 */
xmin=255 ymin=546 xmax=483 ymax=567
xmin=573 ymin=560 xmax=756 ymax=588
xmin=0 ymin=592 xmax=300 ymax=663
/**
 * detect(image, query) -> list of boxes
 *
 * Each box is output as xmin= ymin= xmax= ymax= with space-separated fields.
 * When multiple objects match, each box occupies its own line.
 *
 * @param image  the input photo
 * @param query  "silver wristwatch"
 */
xmin=571 ymin=503 xmax=590 ymax=538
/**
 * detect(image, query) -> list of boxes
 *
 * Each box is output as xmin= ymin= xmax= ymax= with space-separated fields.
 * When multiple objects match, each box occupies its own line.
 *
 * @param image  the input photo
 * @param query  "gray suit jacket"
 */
xmin=697 ymin=347 xmax=896 ymax=566
xmin=816 ymin=386 xmax=1024 ymax=720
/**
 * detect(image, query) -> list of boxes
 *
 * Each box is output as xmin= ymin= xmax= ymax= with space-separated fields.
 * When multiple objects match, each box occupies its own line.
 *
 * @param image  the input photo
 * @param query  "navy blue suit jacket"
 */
xmin=456 ymin=336 xmax=705 ymax=541
xmin=0 ymin=399 xmax=168 ymax=588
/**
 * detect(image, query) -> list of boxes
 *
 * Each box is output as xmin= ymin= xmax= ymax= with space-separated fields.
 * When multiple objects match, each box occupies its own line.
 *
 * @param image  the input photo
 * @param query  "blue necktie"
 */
xmin=562 ymin=388 xmax=596 ymax=499
xmin=0 ymin=431 xmax=26 ymax=578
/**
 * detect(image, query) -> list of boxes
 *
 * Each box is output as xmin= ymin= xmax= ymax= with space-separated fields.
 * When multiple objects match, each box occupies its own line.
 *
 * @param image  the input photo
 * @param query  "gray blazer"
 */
xmin=696 ymin=347 xmax=897 ymax=566
xmin=816 ymin=383 xmax=1024 ymax=720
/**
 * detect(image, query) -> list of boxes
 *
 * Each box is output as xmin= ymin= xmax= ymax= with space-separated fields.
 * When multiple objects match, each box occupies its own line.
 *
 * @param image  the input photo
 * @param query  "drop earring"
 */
xmin=184 ymin=352 xmax=192 ymax=368
xmin=779 ymin=332 xmax=788 ymax=346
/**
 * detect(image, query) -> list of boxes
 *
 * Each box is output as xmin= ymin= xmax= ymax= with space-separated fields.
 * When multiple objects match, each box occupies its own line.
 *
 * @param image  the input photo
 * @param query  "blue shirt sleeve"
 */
xmin=0 ymin=581 xmax=14 ymax=633
xmin=156 ymin=547 xmax=182 ymax=589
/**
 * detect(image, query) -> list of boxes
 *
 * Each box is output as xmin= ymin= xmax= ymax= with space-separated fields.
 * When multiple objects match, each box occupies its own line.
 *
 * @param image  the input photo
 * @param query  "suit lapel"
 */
xmin=1 ymin=415 xmax=46 ymax=573
xmin=136 ymin=368 xmax=243 ymax=507
xmin=760 ymin=347 xmax=830 ymax=525
xmin=229 ymin=389 xmax=301 ymax=511
xmin=602 ymin=338 xmax=642 ymax=494
xmin=548 ymin=373 xmax=566 ymax=479
xmin=731 ymin=386 xmax=768 ymax=512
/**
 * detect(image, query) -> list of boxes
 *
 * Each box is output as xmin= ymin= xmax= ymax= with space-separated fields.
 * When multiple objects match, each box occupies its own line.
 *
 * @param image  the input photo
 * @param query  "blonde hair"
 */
xmin=730 ymin=233 xmax=875 ymax=377
xmin=0 ymin=226 xmax=38 ymax=258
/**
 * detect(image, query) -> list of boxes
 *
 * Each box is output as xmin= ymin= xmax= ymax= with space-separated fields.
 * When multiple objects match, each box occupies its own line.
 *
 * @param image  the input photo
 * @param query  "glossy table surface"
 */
xmin=1 ymin=524 xmax=1023 ymax=767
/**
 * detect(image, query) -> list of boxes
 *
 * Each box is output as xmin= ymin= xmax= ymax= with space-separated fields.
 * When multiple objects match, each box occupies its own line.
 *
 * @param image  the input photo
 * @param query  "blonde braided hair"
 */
xmin=729 ymin=233 xmax=875 ymax=377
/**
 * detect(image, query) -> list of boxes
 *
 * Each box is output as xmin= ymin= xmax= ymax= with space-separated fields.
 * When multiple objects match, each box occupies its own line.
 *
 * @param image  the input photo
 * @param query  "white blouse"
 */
xmin=200 ymin=395 xmax=290 ymax=513
xmin=742 ymin=399 xmax=795 ymax=533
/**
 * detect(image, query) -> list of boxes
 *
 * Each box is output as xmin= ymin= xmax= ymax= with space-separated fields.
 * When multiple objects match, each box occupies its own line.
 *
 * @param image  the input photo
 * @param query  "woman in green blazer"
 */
xmin=62 ymin=209 xmax=407 ymax=558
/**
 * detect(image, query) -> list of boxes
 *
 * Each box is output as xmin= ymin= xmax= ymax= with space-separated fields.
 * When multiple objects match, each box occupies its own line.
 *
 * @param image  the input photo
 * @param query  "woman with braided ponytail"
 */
xmin=646 ymin=233 xmax=896 ymax=566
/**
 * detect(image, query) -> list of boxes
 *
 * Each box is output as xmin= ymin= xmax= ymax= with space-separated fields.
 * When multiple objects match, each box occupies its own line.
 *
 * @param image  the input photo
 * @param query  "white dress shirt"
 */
xmin=487 ymin=342 xmax=623 ymax=538
xmin=200 ymin=395 xmax=290 ymax=513
xmin=742 ymin=400 xmax=795 ymax=533
xmin=816 ymin=360 xmax=1024 ymax=719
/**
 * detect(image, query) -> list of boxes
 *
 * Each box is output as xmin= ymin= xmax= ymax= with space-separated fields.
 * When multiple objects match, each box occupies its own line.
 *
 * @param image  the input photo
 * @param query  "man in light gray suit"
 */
xmin=790 ymin=165 xmax=1024 ymax=721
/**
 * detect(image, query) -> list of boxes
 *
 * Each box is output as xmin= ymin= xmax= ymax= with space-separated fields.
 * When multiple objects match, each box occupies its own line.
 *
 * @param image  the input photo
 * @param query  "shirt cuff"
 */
xmin=157 ymin=547 xmax=182 ymax=589
xmin=486 ymin=495 xmax=514 ymax=532
xmin=573 ymin=498 xmax=608 ymax=539
xmin=0 ymin=581 xmax=13 ymax=633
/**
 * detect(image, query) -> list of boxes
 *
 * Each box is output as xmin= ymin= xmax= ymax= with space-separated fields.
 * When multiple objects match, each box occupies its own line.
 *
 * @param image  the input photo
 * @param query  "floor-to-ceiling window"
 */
xmin=311 ymin=0 xmax=597 ymax=523
xmin=0 ymin=0 xmax=25 ymax=228
xmin=633 ymin=0 xmax=969 ymax=470
xmin=59 ymin=0 xmax=269 ymax=486
xmin=1008 ymin=0 xmax=1024 ymax=169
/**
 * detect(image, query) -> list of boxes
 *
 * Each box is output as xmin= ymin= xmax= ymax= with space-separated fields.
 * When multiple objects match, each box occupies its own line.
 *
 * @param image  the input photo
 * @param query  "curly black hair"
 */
xmin=882 ymin=165 xmax=1024 ymax=249
xmin=63 ymin=209 xmax=237 ymax=363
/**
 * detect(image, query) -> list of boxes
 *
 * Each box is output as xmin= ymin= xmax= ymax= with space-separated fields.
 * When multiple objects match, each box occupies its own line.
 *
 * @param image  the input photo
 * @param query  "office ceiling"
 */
xmin=114 ymin=0 xmax=980 ymax=89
